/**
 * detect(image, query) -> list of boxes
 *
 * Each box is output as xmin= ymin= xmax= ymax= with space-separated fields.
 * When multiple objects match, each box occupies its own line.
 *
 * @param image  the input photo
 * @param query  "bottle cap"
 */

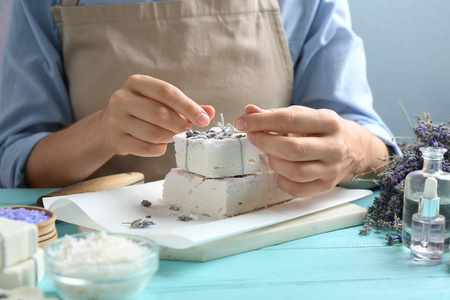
xmin=418 ymin=177 xmax=440 ymax=217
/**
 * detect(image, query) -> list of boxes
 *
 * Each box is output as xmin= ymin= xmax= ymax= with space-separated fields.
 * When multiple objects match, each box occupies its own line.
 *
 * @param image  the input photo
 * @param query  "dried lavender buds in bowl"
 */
xmin=0 ymin=206 xmax=58 ymax=248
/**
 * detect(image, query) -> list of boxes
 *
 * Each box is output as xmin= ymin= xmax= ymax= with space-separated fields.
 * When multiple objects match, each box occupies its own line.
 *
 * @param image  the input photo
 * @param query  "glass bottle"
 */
xmin=402 ymin=147 xmax=450 ymax=250
xmin=410 ymin=177 xmax=445 ymax=264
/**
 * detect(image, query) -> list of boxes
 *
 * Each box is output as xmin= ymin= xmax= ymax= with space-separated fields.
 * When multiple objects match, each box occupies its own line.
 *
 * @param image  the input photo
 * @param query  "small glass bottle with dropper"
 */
xmin=402 ymin=147 xmax=450 ymax=250
xmin=410 ymin=177 xmax=445 ymax=264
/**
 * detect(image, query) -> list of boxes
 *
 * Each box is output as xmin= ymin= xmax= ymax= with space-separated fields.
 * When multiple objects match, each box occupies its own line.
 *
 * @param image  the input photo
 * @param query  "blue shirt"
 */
xmin=0 ymin=0 xmax=400 ymax=188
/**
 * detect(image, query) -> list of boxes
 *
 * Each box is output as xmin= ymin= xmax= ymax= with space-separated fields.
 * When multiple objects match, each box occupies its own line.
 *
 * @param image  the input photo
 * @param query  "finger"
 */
xmin=235 ymin=106 xmax=341 ymax=134
xmin=111 ymin=133 xmax=167 ymax=157
xmin=200 ymin=105 xmax=216 ymax=120
xmin=125 ymin=75 xmax=211 ymax=126
xmin=247 ymin=132 xmax=333 ymax=162
xmin=124 ymin=93 xmax=191 ymax=133
xmin=268 ymin=155 xmax=325 ymax=183
xmin=118 ymin=116 xmax=177 ymax=144
xmin=244 ymin=104 xmax=267 ymax=114
xmin=233 ymin=105 xmax=266 ymax=128
xmin=277 ymin=175 xmax=336 ymax=198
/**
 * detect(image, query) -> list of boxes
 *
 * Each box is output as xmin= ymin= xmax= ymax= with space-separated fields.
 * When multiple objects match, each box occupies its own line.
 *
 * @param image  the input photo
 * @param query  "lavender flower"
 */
xmin=185 ymin=113 xmax=245 ymax=140
xmin=385 ymin=233 xmax=402 ymax=245
xmin=359 ymin=113 xmax=449 ymax=237
xmin=122 ymin=218 xmax=155 ymax=228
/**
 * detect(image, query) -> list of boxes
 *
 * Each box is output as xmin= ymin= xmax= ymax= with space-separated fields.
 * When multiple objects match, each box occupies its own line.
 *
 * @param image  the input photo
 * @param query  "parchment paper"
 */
xmin=43 ymin=180 xmax=371 ymax=249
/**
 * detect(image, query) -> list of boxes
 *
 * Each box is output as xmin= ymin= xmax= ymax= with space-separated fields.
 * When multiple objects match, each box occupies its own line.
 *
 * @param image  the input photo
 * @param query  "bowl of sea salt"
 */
xmin=44 ymin=232 xmax=159 ymax=300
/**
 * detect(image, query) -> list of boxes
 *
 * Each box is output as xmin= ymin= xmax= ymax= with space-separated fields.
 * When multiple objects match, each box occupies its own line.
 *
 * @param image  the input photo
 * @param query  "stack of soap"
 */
xmin=0 ymin=218 xmax=44 ymax=289
xmin=164 ymin=128 xmax=293 ymax=218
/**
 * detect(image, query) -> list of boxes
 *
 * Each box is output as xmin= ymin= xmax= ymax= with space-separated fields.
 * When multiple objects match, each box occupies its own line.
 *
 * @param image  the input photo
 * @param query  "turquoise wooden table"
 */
xmin=2 ymin=188 xmax=450 ymax=300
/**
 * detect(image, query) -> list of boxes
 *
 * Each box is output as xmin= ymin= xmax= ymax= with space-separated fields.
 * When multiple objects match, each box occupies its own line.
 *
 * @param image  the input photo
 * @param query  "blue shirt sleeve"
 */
xmin=0 ymin=0 xmax=72 ymax=188
xmin=280 ymin=0 xmax=400 ymax=156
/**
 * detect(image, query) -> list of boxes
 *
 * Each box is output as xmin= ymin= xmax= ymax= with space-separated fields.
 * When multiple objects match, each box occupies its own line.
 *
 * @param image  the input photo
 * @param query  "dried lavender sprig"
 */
xmin=359 ymin=113 xmax=449 ymax=235
xmin=385 ymin=233 xmax=402 ymax=245
xmin=122 ymin=218 xmax=155 ymax=228
xmin=185 ymin=113 xmax=245 ymax=140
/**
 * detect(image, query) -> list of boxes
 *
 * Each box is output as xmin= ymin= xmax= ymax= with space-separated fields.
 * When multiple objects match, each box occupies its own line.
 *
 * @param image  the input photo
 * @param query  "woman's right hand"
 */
xmin=101 ymin=74 xmax=215 ymax=157
xmin=26 ymin=74 xmax=215 ymax=188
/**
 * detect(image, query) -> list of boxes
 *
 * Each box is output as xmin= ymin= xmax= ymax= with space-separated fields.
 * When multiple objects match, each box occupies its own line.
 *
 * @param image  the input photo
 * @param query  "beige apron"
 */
xmin=51 ymin=0 xmax=293 ymax=182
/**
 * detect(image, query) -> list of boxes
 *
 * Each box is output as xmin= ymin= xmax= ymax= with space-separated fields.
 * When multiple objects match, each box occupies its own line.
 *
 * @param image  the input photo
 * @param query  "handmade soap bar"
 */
xmin=173 ymin=131 xmax=270 ymax=178
xmin=0 ymin=248 xmax=44 ymax=289
xmin=0 ymin=218 xmax=38 ymax=271
xmin=163 ymin=168 xmax=293 ymax=218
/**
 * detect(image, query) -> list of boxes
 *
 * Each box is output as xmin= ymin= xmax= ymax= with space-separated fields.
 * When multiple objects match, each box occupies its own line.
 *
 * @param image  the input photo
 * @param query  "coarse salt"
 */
xmin=45 ymin=233 xmax=158 ymax=300
xmin=52 ymin=232 xmax=149 ymax=263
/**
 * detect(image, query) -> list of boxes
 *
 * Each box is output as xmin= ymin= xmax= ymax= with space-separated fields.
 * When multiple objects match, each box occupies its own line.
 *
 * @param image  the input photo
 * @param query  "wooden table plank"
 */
xmin=37 ymin=244 xmax=450 ymax=299
xmin=138 ymin=277 xmax=450 ymax=300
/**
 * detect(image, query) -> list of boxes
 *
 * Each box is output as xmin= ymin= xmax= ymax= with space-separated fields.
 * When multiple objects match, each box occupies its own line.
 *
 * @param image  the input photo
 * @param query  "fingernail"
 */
xmin=247 ymin=132 xmax=255 ymax=143
xmin=234 ymin=119 xmax=246 ymax=131
xmin=197 ymin=113 xmax=210 ymax=126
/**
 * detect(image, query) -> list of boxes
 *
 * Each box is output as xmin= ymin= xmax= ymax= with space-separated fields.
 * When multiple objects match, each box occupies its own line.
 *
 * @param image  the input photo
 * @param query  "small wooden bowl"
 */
xmin=4 ymin=206 xmax=58 ymax=248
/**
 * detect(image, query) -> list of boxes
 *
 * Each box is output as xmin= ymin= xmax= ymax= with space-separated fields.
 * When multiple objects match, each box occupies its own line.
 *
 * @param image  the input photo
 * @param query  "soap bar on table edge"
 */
xmin=0 ymin=248 xmax=44 ymax=289
xmin=0 ymin=218 xmax=38 ymax=271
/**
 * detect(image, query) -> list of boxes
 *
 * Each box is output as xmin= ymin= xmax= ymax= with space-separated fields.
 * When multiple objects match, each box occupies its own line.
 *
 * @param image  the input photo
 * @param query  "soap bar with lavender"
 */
xmin=0 ymin=248 xmax=44 ymax=289
xmin=173 ymin=130 xmax=270 ymax=178
xmin=0 ymin=218 xmax=38 ymax=271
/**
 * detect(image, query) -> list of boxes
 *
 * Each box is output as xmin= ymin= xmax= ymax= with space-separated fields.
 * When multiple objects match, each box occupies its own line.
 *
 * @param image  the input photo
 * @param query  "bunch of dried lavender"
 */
xmin=359 ymin=114 xmax=450 ymax=243
xmin=185 ymin=113 xmax=245 ymax=140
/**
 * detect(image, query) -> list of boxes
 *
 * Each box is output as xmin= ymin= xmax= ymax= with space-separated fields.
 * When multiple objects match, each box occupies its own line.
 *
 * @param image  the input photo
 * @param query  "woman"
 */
xmin=0 ymin=0 xmax=399 ymax=197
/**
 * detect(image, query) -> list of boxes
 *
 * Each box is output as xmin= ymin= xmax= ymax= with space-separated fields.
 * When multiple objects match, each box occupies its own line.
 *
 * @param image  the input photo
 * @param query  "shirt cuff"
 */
xmin=362 ymin=123 xmax=402 ymax=156
xmin=0 ymin=132 xmax=52 ymax=188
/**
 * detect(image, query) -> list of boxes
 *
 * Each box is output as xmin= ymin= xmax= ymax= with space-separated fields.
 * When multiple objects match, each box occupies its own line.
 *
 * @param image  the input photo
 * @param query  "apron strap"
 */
xmin=61 ymin=0 xmax=79 ymax=7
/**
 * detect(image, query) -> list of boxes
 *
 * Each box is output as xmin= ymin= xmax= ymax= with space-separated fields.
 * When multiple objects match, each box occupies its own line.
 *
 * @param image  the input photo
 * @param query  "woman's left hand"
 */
xmin=234 ymin=105 xmax=388 ymax=197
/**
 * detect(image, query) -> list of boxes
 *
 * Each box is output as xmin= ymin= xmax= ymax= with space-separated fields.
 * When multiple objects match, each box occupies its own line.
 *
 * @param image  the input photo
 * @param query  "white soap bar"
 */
xmin=163 ymin=168 xmax=293 ymax=218
xmin=0 ymin=287 xmax=58 ymax=300
xmin=0 ymin=248 xmax=44 ymax=289
xmin=0 ymin=218 xmax=38 ymax=271
xmin=173 ymin=132 xmax=270 ymax=178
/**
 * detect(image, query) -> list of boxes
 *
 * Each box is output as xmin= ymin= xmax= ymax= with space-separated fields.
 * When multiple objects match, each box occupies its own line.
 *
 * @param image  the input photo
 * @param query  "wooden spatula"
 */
xmin=36 ymin=172 xmax=144 ymax=206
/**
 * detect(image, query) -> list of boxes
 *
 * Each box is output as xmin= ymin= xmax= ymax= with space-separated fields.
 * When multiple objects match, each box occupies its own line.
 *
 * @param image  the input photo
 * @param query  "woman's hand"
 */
xmin=102 ymin=75 xmax=215 ymax=157
xmin=26 ymin=75 xmax=215 ymax=188
xmin=234 ymin=105 xmax=388 ymax=197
